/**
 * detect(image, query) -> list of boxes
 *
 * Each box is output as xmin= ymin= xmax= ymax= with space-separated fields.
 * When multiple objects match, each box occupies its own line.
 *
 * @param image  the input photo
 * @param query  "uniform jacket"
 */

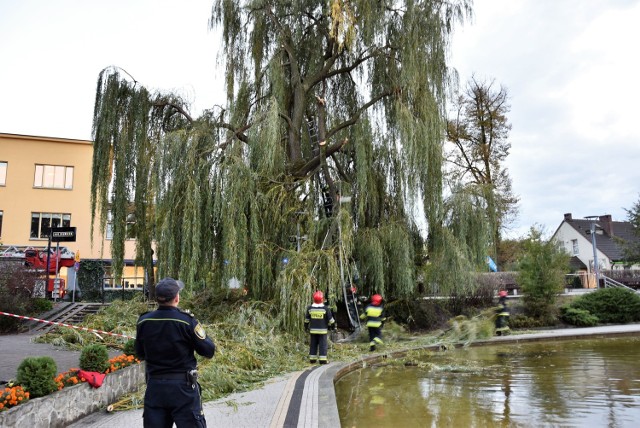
xmin=305 ymin=303 xmax=336 ymax=334
xmin=360 ymin=304 xmax=386 ymax=328
xmin=135 ymin=305 xmax=215 ymax=377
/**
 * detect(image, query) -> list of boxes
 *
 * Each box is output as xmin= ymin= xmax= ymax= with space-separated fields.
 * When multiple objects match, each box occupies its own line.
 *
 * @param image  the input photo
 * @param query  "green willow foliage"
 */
xmin=90 ymin=0 xmax=482 ymax=333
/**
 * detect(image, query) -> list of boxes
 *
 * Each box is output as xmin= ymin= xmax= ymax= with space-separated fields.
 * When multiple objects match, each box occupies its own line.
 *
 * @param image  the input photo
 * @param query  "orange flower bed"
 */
xmin=0 ymin=385 xmax=29 ymax=412
xmin=54 ymin=368 xmax=85 ymax=391
xmin=3 ymin=354 xmax=141 ymax=412
xmin=105 ymin=354 xmax=140 ymax=374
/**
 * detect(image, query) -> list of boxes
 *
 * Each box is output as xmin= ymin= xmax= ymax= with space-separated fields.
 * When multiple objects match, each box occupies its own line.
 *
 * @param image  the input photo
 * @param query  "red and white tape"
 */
xmin=0 ymin=311 xmax=134 ymax=339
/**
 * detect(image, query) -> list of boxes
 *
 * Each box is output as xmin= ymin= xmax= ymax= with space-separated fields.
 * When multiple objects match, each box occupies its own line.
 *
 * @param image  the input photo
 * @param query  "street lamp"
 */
xmin=585 ymin=216 xmax=602 ymax=288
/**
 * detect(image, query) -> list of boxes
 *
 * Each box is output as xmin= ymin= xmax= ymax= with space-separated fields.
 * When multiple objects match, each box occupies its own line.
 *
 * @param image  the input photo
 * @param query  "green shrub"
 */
xmin=31 ymin=298 xmax=54 ymax=314
xmin=561 ymin=306 xmax=599 ymax=327
xmin=517 ymin=227 xmax=570 ymax=320
xmin=384 ymin=298 xmax=451 ymax=331
xmin=16 ymin=356 xmax=58 ymax=398
xmin=123 ymin=339 xmax=136 ymax=356
xmin=569 ymin=288 xmax=640 ymax=324
xmin=509 ymin=314 xmax=546 ymax=329
xmin=79 ymin=344 xmax=110 ymax=372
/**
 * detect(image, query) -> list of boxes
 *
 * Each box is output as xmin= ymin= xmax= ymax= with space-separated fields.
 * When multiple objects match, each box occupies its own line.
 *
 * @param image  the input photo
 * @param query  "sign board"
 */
xmin=51 ymin=227 xmax=77 ymax=242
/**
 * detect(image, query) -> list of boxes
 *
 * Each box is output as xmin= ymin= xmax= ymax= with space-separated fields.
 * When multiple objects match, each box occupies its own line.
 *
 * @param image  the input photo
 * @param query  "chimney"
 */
xmin=599 ymin=214 xmax=613 ymax=236
xmin=563 ymin=213 xmax=573 ymax=222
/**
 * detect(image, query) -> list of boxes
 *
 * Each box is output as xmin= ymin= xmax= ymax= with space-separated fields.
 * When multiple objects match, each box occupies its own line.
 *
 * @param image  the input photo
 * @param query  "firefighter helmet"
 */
xmin=371 ymin=294 xmax=383 ymax=306
xmin=313 ymin=291 xmax=324 ymax=304
xmin=499 ymin=290 xmax=508 ymax=298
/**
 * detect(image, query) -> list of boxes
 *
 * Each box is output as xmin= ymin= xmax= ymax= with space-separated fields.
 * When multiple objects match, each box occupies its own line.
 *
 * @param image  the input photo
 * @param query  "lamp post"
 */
xmin=585 ymin=216 xmax=601 ymax=288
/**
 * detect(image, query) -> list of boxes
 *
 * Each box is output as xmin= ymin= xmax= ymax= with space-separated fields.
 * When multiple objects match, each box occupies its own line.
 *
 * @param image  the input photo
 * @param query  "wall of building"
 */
xmin=554 ymin=222 xmax=611 ymax=270
xmin=0 ymin=133 xmax=145 ymax=285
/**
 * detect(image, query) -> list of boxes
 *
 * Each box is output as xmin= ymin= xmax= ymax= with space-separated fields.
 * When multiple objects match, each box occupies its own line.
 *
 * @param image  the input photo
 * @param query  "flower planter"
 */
xmin=0 ymin=363 xmax=144 ymax=428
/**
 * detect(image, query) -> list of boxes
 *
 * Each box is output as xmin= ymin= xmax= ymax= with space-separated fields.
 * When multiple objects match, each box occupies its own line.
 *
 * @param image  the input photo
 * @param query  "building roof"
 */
xmin=569 ymin=256 xmax=587 ymax=270
xmin=563 ymin=214 xmax=638 ymax=261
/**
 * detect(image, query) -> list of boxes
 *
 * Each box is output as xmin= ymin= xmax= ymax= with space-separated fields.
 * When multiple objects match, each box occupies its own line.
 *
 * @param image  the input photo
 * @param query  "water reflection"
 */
xmin=335 ymin=337 xmax=640 ymax=427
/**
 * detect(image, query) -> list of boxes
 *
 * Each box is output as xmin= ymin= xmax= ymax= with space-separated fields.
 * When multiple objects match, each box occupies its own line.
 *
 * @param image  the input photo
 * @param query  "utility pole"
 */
xmin=585 ymin=216 xmax=601 ymax=289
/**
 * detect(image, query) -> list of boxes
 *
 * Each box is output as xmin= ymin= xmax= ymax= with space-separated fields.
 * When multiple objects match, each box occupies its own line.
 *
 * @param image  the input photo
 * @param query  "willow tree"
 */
xmin=90 ymin=0 xmax=473 ymax=331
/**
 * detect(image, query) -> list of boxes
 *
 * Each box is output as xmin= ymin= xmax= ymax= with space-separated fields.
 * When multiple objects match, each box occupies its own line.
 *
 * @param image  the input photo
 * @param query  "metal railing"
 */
xmin=601 ymin=274 xmax=639 ymax=293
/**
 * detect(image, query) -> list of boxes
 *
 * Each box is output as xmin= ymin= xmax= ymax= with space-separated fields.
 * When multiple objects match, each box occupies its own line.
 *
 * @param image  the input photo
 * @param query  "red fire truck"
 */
xmin=24 ymin=247 xmax=75 ymax=298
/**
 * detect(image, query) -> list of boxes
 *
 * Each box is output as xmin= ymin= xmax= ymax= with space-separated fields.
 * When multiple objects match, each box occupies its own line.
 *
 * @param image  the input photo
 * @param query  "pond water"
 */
xmin=335 ymin=336 xmax=640 ymax=427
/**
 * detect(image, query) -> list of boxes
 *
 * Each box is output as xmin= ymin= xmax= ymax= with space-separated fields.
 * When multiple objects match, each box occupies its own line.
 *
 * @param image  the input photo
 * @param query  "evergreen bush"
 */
xmin=560 ymin=306 xmax=599 ymax=327
xmin=79 ymin=344 xmax=110 ymax=372
xmin=31 ymin=298 xmax=54 ymax=314
xmin=16 ymin=356 xmax=58 ymax=398
xmin=569 ymin=287 xmax=640 ymax=324
xmin=123 ymin=339 xmax=136 ymax=357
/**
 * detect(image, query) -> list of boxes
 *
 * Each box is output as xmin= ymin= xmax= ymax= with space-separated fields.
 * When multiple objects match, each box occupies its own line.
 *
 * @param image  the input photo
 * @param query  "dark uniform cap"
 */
xmin=155 ymin=277 xmax=185 ymax=303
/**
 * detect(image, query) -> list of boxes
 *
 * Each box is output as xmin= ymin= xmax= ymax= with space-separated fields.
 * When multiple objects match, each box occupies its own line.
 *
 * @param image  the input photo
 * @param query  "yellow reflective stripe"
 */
xmin=137 ymin=317 xmax=191 ymax=326
xmin=367 ymin=307 xmax=383 ymax=317
xmin=310 ymin=329 xmax=328 ymax=334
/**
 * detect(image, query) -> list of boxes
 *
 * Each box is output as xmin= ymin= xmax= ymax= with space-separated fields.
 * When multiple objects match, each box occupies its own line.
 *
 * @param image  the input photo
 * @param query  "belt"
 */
xmin=149 ymin=372 xmax=187 ymax=380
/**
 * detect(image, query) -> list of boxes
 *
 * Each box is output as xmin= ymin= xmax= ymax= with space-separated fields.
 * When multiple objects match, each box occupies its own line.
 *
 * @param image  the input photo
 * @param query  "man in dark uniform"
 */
xmin=135 ymin=277 xmax=216 ymax=428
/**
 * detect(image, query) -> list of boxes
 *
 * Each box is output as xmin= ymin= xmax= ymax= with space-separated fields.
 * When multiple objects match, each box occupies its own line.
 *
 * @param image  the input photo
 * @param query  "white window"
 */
xmin=0 ymin=210 xmax=3 ymax=238
xmin=34 ymin=164 xmax=74 ymax=189
xmin=105 ymin=210 xmax=136 ymax=240
xmin=30 ymin=212 xmax=71 ymax=239
xmin=0 ymin=161 xmax=7 ymax=186
xmin=571 ymin=239 xmax=579 ymax=256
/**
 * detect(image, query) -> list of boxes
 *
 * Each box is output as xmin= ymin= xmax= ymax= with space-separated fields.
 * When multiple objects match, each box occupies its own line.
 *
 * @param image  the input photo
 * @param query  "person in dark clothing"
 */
xmin=304 ymin=290 xmax=336 ymax=364
xmin=495 ymin=290 xmax=510 ymax=336
xmin=360 ymin=294 xmax=386 ymax=351
xmin=135 ymin=277 xmax=216 ymax=428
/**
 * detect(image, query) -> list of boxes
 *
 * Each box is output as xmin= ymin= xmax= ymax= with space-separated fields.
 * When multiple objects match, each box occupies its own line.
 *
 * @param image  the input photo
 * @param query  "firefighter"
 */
xmin=135 ymin=277 xmax=216 ymax=427
xmin=304 ymin=290 xmax=336 ymax=364
xmin=360 ymin=294 xmax=386 ymax=351
xmin=495 ymin=290 xmax=510 ymax=336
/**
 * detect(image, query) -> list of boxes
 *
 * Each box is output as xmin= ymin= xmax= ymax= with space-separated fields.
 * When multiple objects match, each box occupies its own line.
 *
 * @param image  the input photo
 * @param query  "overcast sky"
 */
xmin=1 ymin=0 xmax=639 ymax=239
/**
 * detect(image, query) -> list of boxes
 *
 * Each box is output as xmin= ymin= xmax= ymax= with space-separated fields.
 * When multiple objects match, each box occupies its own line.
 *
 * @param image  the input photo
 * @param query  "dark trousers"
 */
xmin=368 ymin=326 xmax=383 ymax=349
xmin=309 ymin=333 xmax=328 ymax=363
xmin=144 ymin=378 xmax=206 ymax=428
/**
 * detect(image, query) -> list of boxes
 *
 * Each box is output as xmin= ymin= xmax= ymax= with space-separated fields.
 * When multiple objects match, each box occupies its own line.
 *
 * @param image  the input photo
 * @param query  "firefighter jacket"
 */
xmin=135 ymin=306 xmax=216 ymax=377
xmin=305 ymin=303 xmax=336 ymax=334
xmin=360 ymin=304 xmax=386 ymax=328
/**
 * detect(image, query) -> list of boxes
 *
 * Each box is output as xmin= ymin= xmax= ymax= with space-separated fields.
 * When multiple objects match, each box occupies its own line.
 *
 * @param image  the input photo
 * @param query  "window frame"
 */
xmin=105 ymin=210 xmax=136 ymax=240
xmin=30 ymin=212 xmax=72 ymax=240
xmin=571 ymin=239 xmax=579 ymax=256
xmin=33 ymin=164 xmax=74 ymax=190
xmin=0 ymin=161 xmax=7 ymax=186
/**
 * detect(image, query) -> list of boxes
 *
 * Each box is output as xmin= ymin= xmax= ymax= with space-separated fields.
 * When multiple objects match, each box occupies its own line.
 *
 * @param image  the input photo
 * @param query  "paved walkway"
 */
xmin=1 ymin=334 xmax=86 ymax=382
xmin=3 ymin=324 xmax=640 ymax=427
xmin=68 ymin=363 xmax=343 ymax=428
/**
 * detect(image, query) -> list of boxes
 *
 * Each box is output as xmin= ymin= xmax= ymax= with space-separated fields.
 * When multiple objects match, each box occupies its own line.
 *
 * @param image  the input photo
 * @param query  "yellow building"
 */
xmin=0 ymin=133 xmax=150 ymax=291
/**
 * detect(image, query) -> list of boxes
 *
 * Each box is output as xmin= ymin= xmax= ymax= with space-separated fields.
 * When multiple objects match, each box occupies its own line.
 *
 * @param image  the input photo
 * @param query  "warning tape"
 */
xmin=0 ymin=311 xmax=134 ymax=339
